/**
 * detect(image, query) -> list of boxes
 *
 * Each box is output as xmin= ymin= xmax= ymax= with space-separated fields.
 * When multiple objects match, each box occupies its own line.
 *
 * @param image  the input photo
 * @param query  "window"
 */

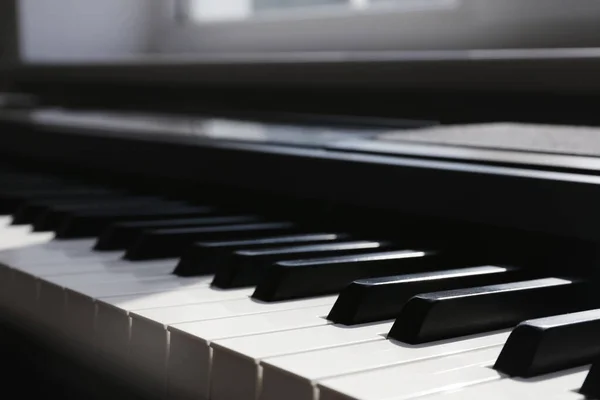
xmin=153 ymin=0 xmax=600 ymax=55
xmin=189 ymin=0 xmax=396 ymax=23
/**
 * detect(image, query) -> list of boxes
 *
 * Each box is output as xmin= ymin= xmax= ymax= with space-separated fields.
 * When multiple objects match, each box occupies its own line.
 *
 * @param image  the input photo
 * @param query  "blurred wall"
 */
xmin=17 ymin=0 xmax=157 ymax=62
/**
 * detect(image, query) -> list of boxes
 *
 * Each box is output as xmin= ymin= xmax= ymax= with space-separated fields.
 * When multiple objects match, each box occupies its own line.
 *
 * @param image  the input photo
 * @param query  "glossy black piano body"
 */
xmin=2 ymin=57 xmax=600 ymax=399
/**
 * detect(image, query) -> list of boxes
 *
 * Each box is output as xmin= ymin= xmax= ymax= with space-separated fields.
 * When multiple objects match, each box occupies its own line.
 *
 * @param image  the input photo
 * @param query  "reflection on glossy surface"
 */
xmin=28 ymin=108 xmax=382 ymax=147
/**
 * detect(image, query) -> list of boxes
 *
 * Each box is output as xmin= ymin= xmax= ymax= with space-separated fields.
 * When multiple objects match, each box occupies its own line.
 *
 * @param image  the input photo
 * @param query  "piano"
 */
xmin=1 ymin=54 xmax=600 ymax=400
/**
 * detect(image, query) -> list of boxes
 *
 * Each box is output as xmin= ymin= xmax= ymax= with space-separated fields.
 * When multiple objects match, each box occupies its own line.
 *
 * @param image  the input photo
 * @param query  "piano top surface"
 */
xmin=1 ymin=106 xmax=600 ymax=244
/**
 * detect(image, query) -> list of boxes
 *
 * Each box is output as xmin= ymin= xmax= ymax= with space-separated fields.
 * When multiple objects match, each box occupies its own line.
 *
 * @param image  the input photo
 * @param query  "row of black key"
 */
xmin=1 ymin=170 xmax=599 ymax=395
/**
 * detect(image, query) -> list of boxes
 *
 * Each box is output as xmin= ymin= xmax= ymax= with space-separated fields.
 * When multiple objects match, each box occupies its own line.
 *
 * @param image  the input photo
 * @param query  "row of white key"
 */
xmin=0 ymin=216 xmax=591 ymax=400
xmin=0 ymin=217 xmax=340 ymax=397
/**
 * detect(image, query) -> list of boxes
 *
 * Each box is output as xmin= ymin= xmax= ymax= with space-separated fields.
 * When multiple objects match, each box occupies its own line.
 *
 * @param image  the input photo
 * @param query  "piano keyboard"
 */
xmin=0 ymin=169 xmax=598 ymax=400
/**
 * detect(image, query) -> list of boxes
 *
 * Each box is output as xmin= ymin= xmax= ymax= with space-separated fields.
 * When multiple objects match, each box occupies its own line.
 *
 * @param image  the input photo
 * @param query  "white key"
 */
xmin=10 ymin=250 xmax=125 ymax=270
xmin=0 ymin=227 xmax=54 ymax=253
xmin=0 ymin=223 xmax=108 ymax=316
xmin=0 ymin=221 xmax=34 ymax=266
xmin=14 ymin=258 xmax=187 ymax=336
xmin=0 ymin=247 xmax=122 ymax=269
xmin=0 ymin=236 xmax=56 ymax=252
xmin=0 ymin=216 xmax=13 ymax=226
xmin=0 ymin=225 xmax=50 ymax=252
xmin=7 ymin=254 xmax=162 ymax=303
xmin=43 ymin=262 xmax=179 ymax=284
xmin=418 ymin=367 xmax=589 ymax=400
xmin=34 ymin=238 xmax=104 ymax=252
xmin=60 ymin=275 xmax=213 ymax=349
xmin=29 ymin=258 xmax=171 ymax=278
xmin=129 ymin=296 xmax=337 ymax=397
xmin=20 ymin=249 xmax=206 ymax=342
xmin=168 ymin=304 xmax=333 ymax=400
xmin=0 ymin=231 xmax=57 ymax=319
xmin=95 ymin=287 xmax=255 ymax=369
xmin=3 ymin=240 xmax=121 ymax=319
xmin=260 ymin=330 xmax=511 ymax=400
xmin=210 ymin=320 xmax=394 ymax=400
xmin=0 ymin=225 xmax=54 ymax=311
xmin=0 ymin=237 xmax=112 ymax=266
xmin=34 ymin=238 xmax=97 ymax=248
xmin=317 ymin=347 xmax=504 ymax=400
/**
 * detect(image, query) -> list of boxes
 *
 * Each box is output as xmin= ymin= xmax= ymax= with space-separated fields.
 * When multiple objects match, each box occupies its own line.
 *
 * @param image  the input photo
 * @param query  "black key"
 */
xmin=210 ymin=240 xmax=390 ymax=288
xmin=31 ymin=197 xmax=169 ymax=231
xmin=125 ymin=222 xmax=296 ymax=261
xmin=12 ymin=190 xmax=125 ymax=224
xmin=328 ymin=265 xmax=525 ymax=325
xmin=55 ymin=205 xmax=213 ymax=238
xmin=251 ymin=249 xmax=462 ymax=302
xmin=175 ymin=233 xmax=349 ymax=278
xmin=493 ymin=309 xmax=600 ymax=377
xmin=32 ymin=197 xmax=182 ymax=232
xmin=0 ymin=173 xmax=54 ymax=180
xmin=0 ymin=174 xmax=59 ymax=184
xmin=94 ymin=215 xmax=260 ymax=251
xmin=388 ymin=277 xmax=596 ymax=344
xmin=0 ymin=172 xmax=62 ymax=181
xmin=26 ymin=196 xmax=165 ymax=229
xmin=0 ymin=180 xmax=85 ymax=188
xmin=0 ymin=174 xmax=79 ymax=186
xmin=0 ymin=185 xmax=101 ymax=212
xmin=0 ymin=178 xmax=71 ymax=191
xmin=581 ymin=359 xmax=600 ymax=398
